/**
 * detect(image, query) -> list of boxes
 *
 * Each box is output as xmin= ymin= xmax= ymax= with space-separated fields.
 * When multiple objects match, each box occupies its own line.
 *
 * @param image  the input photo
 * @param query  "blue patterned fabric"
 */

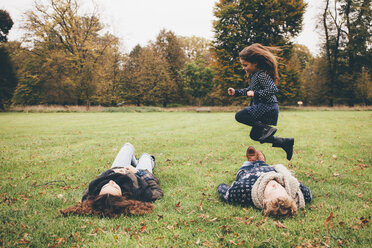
xmin=217 ymin=161 xmax=312 ymax=206
xmin=235 ymin=70 xmax=279 ymax=125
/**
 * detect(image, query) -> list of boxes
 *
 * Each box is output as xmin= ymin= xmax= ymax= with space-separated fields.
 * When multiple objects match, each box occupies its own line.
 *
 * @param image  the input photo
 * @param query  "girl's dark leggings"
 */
xmin=235 ymin=109 xmax=279 ymax=144
xmin=235 ymin=108 xmax=257 ymax=127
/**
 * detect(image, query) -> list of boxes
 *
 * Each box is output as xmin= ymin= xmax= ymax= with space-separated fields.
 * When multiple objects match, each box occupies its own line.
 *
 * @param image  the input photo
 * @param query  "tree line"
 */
xmin=0 ymin=0 xmax=371 ymax=110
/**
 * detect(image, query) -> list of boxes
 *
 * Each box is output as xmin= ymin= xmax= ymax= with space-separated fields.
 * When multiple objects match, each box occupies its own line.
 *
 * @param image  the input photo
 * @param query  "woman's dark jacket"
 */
xmin=82 ymin=168 xmax=163 ymax=202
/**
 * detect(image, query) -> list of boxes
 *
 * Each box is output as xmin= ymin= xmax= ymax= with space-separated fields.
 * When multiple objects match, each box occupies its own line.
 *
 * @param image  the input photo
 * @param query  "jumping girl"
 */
xmin=228 ymin=43 xmax=294 ymax=160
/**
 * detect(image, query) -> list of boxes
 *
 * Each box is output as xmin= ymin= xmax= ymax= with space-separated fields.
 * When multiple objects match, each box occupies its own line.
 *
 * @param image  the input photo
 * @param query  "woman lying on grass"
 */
xmin=61 ymin=143 xmax=163 ymax=217
xmin=217 ymin=146 xmax=312 ymax=218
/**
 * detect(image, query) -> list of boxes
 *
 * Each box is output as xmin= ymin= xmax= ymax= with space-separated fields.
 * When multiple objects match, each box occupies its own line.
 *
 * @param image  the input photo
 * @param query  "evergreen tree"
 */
xmin=181 ymin=59 xmax=214 ymax=106
xmin=0 ymin=10 xmax=13 ymax=42
xmin=0 ymin=10 xmax=16 ymax=110
xmin=0 ymin=45 xmax=18 ymax=110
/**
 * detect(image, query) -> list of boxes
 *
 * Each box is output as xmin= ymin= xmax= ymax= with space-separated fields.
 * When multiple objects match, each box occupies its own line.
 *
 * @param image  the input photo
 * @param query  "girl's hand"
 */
xmin=125 ymin=166 xmax=138 ymax=174
xmin=247 ymin=90 xmax=254 ymax=97
xmin=228 ymin=88 xmax=235 ymax=96
xmin=113 ymin=166 xmax=138 ymax=175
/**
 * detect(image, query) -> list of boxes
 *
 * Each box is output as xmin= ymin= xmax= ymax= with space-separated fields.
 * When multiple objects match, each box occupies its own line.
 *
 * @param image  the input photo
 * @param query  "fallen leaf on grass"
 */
xmin=18 ymin=238 xmax=29 ymax=245
xmin=140 ymin=225 xmax=146 ymax=232
xmin=196 ymin=237 xmax=200 ymax=245
xmin=275 ymin=221 xmax=286 ymax=228
xmin=55 ymin=237 xmax=66 ymax=245
xmin=112 ymin=225 xmax=121 ymax=232
xmin=175 ymin=201 xmax=182 ymax=212
xmin=324 ymin=212 xmax=334 ymax=228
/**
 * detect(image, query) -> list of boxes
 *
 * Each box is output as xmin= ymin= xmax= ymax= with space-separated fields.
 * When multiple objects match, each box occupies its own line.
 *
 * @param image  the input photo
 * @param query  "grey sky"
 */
xmin=2 ymin=0 xmax=323 ymax=55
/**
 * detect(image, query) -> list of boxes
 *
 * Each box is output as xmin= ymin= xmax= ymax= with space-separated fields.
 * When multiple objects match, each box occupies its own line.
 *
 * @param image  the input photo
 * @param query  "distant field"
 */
xmin=0 ymin=111 xmax=371 ymax=247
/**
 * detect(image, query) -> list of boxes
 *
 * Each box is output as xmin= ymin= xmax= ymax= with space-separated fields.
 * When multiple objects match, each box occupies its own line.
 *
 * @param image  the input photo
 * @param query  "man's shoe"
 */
xmin=256 ymin=150 xmax=266 ymax=162
xmin=246 ymin=146 xmax=258 ymax=161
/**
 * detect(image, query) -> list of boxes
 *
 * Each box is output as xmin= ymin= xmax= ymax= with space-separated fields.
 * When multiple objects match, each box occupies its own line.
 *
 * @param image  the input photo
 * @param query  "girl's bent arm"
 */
xmin=234 ymin=86 xmax=252 ymax=97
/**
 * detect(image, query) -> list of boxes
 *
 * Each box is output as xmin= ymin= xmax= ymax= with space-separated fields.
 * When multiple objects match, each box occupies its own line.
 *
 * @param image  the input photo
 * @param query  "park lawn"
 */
xmin=0 ymin=111 xmax=371 ymax=247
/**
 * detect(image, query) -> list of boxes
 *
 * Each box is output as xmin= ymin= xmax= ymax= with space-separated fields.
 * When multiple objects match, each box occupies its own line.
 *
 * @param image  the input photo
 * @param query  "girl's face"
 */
xmin=99 ymin=180 xmax=122 ymax=196
xmin=240 ymin=58 xmax=257 ymax=73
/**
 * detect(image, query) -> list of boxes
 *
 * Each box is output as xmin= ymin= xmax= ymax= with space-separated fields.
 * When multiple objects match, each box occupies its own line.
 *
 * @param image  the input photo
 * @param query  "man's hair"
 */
xmin=263 ymin=196 xmax=297 ymax=218
xmin=60 ymin=194 xmax=154 ymax=218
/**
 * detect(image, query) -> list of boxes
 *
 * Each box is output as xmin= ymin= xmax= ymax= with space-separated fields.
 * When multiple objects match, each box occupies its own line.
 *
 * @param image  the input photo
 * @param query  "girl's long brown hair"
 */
xmin=239 ymin=43 xmax=280 ymax=84
xmin=60 ymin=194 xmax=154 ymax=218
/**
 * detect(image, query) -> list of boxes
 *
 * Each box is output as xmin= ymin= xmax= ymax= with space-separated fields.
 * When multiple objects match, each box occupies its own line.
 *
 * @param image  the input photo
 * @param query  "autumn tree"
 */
xmin=16 ymin=0 xmax=119 ymax=106
xmin=92 ymin=39 xmax=123 ymax=106
xmin=120 ymin=45 xmax=143 ymax=106
xmin=120 ymin=44 xmax=175 ymax=107
xmin=154 ymin=29 xmax=187 ymax=104
xmin=286 ymin=44 xmax=313 ymax=104
xmin=212 ymin=0 xmax=306 ymax=105
xmin=302 ymin=56 xmax=329 ymax=105
xmin=178 ymin=36 xmax=213 ymax=63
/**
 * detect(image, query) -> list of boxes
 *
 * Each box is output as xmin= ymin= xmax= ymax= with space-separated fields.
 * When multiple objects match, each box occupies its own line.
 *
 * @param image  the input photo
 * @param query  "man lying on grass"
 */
xmin=61 ymin=143 xmax=163 ymax=217
xmin=217 ymin=146 xmax=312 ymax=218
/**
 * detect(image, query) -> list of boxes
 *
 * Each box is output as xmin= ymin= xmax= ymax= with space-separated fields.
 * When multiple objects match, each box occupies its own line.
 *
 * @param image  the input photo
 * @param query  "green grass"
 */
xmin=0 ymin=111 xmax=371 ymax=247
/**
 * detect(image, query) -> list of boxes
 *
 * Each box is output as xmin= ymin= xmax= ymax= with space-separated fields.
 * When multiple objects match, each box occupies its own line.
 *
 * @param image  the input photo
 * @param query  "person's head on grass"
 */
xmin=263 ymin=180 xmax=297 ymax=218
xmin=247 ymin=146 xmax=298 ymax=218
xmin=61 ymin=185 xmax=154 ymax=217
xmin=61 ymin=169 xmax=154 ymax=217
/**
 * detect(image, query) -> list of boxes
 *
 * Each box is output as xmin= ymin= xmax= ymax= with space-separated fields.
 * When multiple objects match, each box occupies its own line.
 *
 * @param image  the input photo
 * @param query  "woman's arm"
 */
xmin=136 ymin=170 xmax=163 ymax=201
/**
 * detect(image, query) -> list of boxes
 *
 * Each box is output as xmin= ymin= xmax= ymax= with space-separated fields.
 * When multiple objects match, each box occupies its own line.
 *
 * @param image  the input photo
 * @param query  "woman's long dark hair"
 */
xmin=60 ymin=194 xmax=154 ymax=218
xmin=239 ymin=43 xmax=280 ymax=84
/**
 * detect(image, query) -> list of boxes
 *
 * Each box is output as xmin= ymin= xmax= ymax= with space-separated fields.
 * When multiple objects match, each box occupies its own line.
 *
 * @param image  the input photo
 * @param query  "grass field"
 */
xmin=0 ymin=111 xmax=371 ymax=247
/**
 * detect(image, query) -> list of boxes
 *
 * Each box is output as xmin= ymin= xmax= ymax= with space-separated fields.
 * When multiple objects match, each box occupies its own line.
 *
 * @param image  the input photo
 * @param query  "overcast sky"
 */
xmin=2 ymin=0 xmax=323 ymax=55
